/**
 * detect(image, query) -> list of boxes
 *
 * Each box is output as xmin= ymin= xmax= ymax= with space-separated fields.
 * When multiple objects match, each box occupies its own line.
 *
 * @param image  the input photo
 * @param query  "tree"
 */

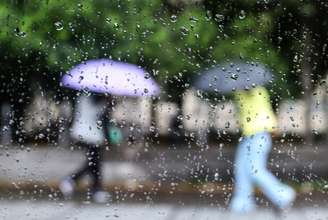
xmin=1 ymin=0 xmax=320 ymax=141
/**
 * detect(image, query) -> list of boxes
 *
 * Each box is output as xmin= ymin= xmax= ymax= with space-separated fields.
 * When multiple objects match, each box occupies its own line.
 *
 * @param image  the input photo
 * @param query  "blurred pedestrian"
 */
xmin=59 ymin=58 xmax=160 ymax=203
xmin=59 ymin=92 xmax=112 ymax=203
xmin=229 ymin=86 xmax=295 ymax=213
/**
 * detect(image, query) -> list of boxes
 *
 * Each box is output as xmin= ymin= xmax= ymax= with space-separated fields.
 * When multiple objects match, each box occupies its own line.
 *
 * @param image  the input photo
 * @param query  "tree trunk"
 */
xmin=323 ymin=74 xmax=328 ymax=144
xmin=301 ymin=29 xmax=313 ymax=145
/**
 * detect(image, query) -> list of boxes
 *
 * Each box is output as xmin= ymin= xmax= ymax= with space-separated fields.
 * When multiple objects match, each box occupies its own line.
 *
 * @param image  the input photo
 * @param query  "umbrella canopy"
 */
xmin=61 ymin=59 xmax=160 ymax=97
xmin=194 ymin=62 xmax=273 ymax=94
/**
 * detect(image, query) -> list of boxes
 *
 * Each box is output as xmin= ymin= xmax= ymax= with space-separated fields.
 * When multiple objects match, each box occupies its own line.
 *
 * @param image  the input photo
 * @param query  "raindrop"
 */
xmin=105 ymin=17 xmax=111 ymax=24
xmin=78 ymin=76 xmax=84 ymax=83
xmin=14 ymin=27 xmax=27 ymax=37
xmin=205 ymin=10 xmax=212 ymax=21
xmin=96 ymin=120 xmax=103 ymax=128
xmin=180 ymin=26 xmax=189 ymax=36
xmin=144 ymin=73 xmax=150 ymax=79
xmin=239 ymin=10 xmax=246 ymax=19
xmin=214 ymin=14 xmax=224 ymax=22
xmin=214 ymin=173 xmax=219 ymax=181
xmin=189 ymin=16 xmax=199 ymax=23
xmin=230 ymin=73 xmax=238 ymax=80
xmin=170 ymin=15 xmax=177 ymax=23
xmin=149 ymin=126 xmax=156 ymax=132
xmin=144 ymin=88 xmax=149 ymax=93
xmin=54 ymin=21 xmax=64 ymax=31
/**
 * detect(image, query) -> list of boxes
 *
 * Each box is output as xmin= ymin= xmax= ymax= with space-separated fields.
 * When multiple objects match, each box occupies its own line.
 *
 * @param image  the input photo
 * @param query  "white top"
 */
xmin=70 ymin=94 xmax=106 ymax=145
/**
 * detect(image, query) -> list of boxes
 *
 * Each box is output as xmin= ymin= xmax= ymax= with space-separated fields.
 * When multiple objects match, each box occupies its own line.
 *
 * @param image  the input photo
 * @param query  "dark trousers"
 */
xmin=71 ymin=143 xmax=102 ymax=192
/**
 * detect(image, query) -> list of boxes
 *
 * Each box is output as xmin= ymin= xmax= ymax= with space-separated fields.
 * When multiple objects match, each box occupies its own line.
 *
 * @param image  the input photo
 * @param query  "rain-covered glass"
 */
xmin=0 ymin=0 xmax=327 ymax=219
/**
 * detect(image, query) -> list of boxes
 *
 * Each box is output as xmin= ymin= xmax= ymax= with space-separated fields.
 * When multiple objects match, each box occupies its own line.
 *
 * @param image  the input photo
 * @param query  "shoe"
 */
xmin=276 ymin=186 xmax=296 ymax=209
xmin=59 ymin=177 xmax=75 ymax=198
xmin=92 ymin=191 xmax=112 ymax=204
xmin=272 ymin=186 xmax=296 ymax=217
xmin=229 ymin=196 xmax=256 ymax=214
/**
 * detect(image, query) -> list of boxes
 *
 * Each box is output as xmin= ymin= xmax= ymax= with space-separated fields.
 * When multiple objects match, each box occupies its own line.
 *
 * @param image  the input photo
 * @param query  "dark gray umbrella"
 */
xmin=194 ymin=62 xmax=273 ymax=93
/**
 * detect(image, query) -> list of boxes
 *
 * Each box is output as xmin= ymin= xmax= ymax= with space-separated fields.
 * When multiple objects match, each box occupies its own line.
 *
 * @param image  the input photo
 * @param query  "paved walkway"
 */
xmin=0 ymin=200 xmax=327 ymax=220
xmin=0 ymin=147 xmax=147 ymax=185
xmin=0 ymin=144 xmax=327 ymax=193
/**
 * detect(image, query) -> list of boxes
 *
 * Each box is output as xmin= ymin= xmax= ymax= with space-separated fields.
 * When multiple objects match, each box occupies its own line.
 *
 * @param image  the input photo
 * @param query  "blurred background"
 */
xmin=1 ymin=0 xmax=328 ymax=219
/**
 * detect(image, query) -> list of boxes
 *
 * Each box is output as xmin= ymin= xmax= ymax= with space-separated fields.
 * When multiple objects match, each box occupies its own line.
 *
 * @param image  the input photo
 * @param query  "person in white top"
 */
xmin=59 ymin=92 xmax=112 ymax=203
xmin=70 ymin=94 xmax=106 ymax=145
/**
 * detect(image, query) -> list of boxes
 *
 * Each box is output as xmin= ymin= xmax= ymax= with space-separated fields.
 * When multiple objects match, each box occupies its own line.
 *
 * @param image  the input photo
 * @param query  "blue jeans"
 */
xmin=230 ymin=132 xmax=295 ymax=213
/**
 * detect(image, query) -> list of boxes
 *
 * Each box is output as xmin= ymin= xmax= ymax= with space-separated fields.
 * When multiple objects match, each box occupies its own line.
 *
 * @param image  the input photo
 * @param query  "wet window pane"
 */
xmin=0 ymin=1 xmax=327 ymax=219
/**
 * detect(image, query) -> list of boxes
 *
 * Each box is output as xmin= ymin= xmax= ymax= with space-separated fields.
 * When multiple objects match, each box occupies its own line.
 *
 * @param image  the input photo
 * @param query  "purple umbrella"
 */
xmin=61 ymin=59 xmax=160 ymax=97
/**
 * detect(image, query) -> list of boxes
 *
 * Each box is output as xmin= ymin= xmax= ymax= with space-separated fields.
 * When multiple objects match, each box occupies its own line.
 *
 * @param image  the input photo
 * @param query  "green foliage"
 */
xmin=0 ymin=0 xmax=309 ymax=100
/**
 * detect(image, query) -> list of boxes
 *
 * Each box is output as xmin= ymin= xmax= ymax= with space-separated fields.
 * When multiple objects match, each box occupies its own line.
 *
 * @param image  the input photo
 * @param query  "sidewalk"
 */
xmin=0 ymin=143 xmax=327 ymax=194
xmin=1 ymin=200 xmax=327 ymax=220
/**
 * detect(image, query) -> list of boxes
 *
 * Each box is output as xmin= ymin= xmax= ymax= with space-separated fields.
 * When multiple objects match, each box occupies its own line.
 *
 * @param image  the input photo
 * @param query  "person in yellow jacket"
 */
xmin=229 ymin=86 xmax=295 ymax=213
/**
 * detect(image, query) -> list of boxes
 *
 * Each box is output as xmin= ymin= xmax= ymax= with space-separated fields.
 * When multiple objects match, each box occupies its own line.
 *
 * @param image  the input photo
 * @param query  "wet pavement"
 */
xmin=0 ymin=145 xmax=327 ymax=219
xmin=0 ymin=143 xmax=327 ymax=187
xmin=0 ymin=199 xmax=327 ymax=220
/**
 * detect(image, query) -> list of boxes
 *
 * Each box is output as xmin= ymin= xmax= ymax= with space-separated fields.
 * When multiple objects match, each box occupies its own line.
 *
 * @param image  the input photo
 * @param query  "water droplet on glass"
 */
xmin=189 ymin=16 xmax=198 ymax=23
xmin=144 ymin=88 xmax=149 ymax=93
xmin=180 ymin=26 xmax=189 ymax=36
xmin=144 ymin=73 xmax=150 ymax=79
xmin=239 ymin=10 xmax=246 ymax=19
xmin=214 ymin=173 xmax=219 ymax=181
xmin=14 ymin=27 xmax=27 ymax=37
xmin=214 ymin=14 xmax=224 ymax=22
xmin=170 ymin=15 xmax=177 ymax=23
xmin=54 ymin=21 xmax=64 ymax=31
xmin=96 ymin=120 xmax=103 ymax=129
xmin=230 ymin=73 xmax=238 ymax=80
xmin=78 ymin=76 xmax=84 ymax=83
xmin=105 ymin=17 xmax=111 ymax=24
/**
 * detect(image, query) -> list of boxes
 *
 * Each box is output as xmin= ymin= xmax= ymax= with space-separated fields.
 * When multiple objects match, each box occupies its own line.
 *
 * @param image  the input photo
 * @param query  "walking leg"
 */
xmin=88 ymin=145 xmax=102 ymax=192
xmin=71 ymin=144 xmax=92 ymax=182
xmin=247 ymin=132 xmax=295 ymax=209
xmin=230 ymin=138 xmax=256 ymax=213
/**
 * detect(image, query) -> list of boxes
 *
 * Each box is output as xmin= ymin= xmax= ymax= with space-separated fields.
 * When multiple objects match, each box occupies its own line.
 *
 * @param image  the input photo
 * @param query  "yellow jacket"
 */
xmin=234 ymin=86 xmax=277 ymax=136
